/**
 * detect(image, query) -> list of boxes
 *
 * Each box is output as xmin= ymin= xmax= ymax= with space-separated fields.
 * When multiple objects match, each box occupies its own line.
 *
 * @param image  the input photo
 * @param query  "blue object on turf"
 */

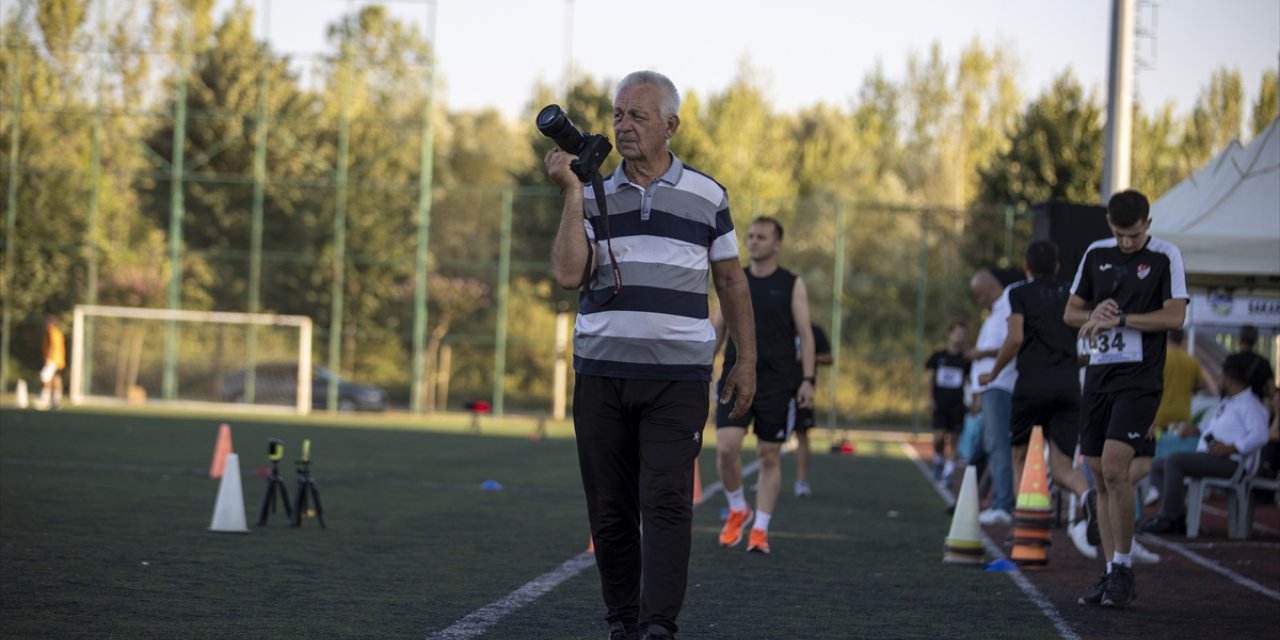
xmin=479 ymin=480 xmax=503 ymax=490
xmin=983 ymin=559 xmax=1016 ymax=572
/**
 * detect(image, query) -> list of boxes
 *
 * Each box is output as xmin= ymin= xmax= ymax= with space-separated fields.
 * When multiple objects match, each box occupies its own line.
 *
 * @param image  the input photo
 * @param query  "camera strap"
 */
xmin=581 ymin=172 xmax=622 ymax=306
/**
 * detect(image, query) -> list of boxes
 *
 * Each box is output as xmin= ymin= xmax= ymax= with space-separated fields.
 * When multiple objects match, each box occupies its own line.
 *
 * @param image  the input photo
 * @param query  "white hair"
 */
xmin=616 ymin=71 xmax=680 ymax=120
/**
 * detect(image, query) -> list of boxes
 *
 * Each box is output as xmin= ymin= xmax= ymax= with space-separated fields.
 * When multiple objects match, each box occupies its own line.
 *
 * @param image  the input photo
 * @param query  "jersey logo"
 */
xmin=1127 ymin=431 xmax=1142 ymax=439
xmin=1099 ymin=263 xmax=1113 ymax=271
xmin=1137 ymin=264 xmax=1151 ymax=280
xmin=693 ymin=432 xmax=701 ymax=443
xmin=775 ymin=430 xmax=786 ymax=439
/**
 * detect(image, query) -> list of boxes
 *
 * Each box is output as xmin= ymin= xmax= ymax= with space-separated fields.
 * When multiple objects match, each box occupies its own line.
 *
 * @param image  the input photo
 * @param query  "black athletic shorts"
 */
xmin=932 ymin=403 xmax=966 ymax=432
xmin=1079 ymin=388 xmax=1160 ymax=458
xmin=716 ymin=380 xmax=797 ymax=443
xmin=795 ymin=406 xmax=816 ymax=433
xmin=1011 ymin=385 xmax=1080 ymax=454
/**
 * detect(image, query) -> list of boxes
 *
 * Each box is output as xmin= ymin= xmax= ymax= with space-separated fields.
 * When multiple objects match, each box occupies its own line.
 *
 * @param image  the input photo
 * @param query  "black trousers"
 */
xmin=573 ymin=374 xmax=708 ymax=633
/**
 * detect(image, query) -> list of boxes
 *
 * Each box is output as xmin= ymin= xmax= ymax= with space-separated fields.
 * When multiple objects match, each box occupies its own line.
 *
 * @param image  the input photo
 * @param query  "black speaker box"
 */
xmin=1030 ymin=201 xmax=1111 ymax=281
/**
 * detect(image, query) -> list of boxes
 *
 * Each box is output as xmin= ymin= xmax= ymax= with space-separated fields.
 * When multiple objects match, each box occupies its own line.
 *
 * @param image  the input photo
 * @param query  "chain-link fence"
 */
xmin=0 ymin=1 xmax=1034 ymax=425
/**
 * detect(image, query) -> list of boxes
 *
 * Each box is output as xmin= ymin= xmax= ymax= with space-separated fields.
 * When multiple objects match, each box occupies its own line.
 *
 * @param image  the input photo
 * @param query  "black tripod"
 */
xmin=257 ymin=457 xmax=293 ymax=526
xmin=290 ymin=455 xmax=325 ymax=528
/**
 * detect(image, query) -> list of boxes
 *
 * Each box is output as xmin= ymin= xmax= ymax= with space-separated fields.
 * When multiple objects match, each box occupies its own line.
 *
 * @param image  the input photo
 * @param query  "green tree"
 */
xmin=1182 ymin=67 xmax=1245 ymax=168
xmin=1251 ymin=69 xmax=1278 ymax=136
xmin=699 ymin=62 xmax=799 ymax=213
xmin=976 ymin=70 xmax=1104 ymax=209
xmin=1131 ymin=100 xmax=1185 ymax=200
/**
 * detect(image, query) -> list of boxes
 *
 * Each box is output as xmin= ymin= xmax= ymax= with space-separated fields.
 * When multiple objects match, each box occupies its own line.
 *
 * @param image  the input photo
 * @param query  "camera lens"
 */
xmin=537 ymin=104 xmax=585 ymax=154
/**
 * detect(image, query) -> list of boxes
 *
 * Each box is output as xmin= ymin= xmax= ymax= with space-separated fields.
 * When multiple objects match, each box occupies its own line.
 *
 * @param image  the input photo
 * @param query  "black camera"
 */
xmin=537 ymin=104 xmax=612 ymax=182
xmin=267 ymin=438 xmax=284 ymax=462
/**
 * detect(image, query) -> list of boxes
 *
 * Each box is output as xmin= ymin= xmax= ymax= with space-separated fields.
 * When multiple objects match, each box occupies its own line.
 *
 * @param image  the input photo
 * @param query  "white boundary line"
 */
xmin=1137 ymin=535 xmax=1280 ymax=601
xmin=425 ymin=458 xmax=763 ymax=640
xmin=1200 ymin=503 xmax=1280 ymax=534
xmin=426 ymin=553 xmax=599 ymax=640
xmin=899 ymin=441 xmax=1081 ymax=640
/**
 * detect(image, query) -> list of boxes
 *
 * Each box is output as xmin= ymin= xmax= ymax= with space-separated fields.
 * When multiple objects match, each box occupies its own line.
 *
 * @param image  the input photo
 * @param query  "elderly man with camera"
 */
xmin=543 ymin=70 xmax=755 ymax=640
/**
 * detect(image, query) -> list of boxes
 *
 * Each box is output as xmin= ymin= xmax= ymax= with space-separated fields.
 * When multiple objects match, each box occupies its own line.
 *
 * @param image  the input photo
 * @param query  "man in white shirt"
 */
xmin=1140 ymin=353 xmax=1271 ymax=534
xmin=968 ymin=270 xmax=1021 ymax=525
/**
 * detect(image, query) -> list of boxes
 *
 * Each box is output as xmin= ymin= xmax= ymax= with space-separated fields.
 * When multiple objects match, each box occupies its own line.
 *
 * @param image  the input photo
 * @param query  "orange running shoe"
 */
xmin=746 ymin=528 xmax=770 ymax=554
xmin=718 ymin=507 xmax=753 ymax=547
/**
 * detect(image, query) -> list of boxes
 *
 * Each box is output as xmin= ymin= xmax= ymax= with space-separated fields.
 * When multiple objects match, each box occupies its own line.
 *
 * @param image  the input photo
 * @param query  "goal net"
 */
xmin=70 ymin=305 xmax=313 ymax=415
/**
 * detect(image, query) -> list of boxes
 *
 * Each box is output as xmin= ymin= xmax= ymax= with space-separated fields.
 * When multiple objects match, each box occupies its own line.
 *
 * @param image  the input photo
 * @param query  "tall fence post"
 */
xmin=82 ymin=0 xmax=107 ymax=392
xmin=827 ymin=198 xmax=846 ymax=430
xmin=410 ymin=0 xmax=438 ymax=414
xmin=163 ymin=17 xmax=190 ymax=401
xmin=246 ymin=4 xmax=272 ymax=404
xmin=492 ymin=188 xmax=512 ymax=417
xmin=910 ymin=210 xmax=929 ymax=437
xmin=0 ymin=47 xmax=22 ymax=392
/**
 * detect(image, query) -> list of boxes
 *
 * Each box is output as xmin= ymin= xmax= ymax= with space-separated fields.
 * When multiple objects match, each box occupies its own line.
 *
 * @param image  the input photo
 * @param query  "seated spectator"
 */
xmin=1256 ymin=386 xmax=1280 ymax=502
xmin=1140 ymin=353 xmax=1271 ymax=534
xmin=1236 ymin=324 xmax=1275 ymax=402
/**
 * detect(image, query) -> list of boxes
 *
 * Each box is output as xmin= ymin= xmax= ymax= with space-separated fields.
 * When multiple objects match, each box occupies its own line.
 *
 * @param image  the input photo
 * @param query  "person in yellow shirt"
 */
xmin=1154 ymin=330 xmax=1215 ymax=434
xmin=40 ymin=314 xmax=66 ymax=410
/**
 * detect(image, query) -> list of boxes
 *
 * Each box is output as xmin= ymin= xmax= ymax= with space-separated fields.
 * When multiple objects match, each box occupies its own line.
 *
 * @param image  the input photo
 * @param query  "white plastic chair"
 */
xmin=1242 ymin=473 xmax=1280 ymax=537
xmin=1183 ymin=449 xmax=1261 ymax=540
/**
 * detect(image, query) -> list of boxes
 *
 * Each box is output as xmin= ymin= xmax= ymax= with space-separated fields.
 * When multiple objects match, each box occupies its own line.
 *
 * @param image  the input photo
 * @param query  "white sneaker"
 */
xmin=794 ymin=480 xmax=812 ymax=497
xmin=978 ymin=508 xmax=1012 ymax=526
xmin=1143 ymin=487 xmax=1161 ymax=507
xmin=1069 ymin=521 xmax=1098 ymax=559
xmin=1131 ymin=539 xmax=1161 ymax=564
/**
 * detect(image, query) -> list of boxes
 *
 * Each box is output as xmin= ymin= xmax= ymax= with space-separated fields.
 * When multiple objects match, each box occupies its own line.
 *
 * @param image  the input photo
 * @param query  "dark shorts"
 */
xmin=932 ymin=403 xmax=966 ymax=432
xmin=795 ymin=407 xmax=816 ymax=433
xmin=1079 ymin=388 xmax=1161 ymax=458
xmin=716 ymin=380 xmax=797 ymax=443
xmin=1011 ymin=385 xmax=1080 ymax=454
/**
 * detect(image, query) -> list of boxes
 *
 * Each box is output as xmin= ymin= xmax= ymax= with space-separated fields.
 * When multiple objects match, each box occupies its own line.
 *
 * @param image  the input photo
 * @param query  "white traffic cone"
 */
xmin=15 ymin=379 xmax=29 ymax=409
xmin=209 ymin=452 xmax=250 ymax=533
xmin=943 ymin=465 xmax=984 ymax=564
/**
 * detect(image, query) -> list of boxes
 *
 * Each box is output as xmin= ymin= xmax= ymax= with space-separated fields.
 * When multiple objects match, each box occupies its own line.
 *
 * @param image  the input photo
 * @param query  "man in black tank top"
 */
xmin=713 ymin=217 xmax=817 ymax=555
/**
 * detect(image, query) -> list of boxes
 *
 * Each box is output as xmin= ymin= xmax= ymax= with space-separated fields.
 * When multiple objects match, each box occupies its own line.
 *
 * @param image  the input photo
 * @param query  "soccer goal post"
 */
xmin=70 ymin=305 xmax=313 ymax=415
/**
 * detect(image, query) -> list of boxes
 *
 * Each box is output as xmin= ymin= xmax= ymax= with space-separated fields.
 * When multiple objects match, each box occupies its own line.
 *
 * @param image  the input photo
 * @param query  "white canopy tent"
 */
xmin=1150 ymin=117 xmax=1280 ymax=291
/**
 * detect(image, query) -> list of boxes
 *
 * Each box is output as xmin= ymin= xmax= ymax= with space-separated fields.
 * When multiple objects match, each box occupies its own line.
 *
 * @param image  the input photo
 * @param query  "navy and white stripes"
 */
xmin=573 ymin=153 xmax=737 ymax=381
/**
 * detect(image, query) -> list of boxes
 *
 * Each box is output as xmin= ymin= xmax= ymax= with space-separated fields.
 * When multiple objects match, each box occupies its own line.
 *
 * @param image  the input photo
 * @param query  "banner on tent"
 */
xmin=1189 ymin=292 xmax=1280 ymax=329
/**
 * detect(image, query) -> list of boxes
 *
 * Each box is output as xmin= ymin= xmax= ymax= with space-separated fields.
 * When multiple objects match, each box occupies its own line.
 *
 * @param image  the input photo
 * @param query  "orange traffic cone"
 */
xmin=209 ymin=423 xmax=234 ymax=480
xmin=1010 ymin=425 xmax=1052 ymax=568
xmin=692 ymin=459 xmax=704 ymax=505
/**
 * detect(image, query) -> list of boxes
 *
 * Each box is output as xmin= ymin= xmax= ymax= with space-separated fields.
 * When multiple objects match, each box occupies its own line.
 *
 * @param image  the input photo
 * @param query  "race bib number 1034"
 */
xmin=1082 ymin=327 xmax=1143 ymax=365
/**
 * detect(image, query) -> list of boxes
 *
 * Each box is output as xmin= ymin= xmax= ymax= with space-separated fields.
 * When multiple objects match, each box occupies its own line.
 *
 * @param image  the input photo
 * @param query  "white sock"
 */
xmin=1112 ymin=551 xmax=1132 ymax=567
xmin=943 ymin=460 xmax=955 ymax=476
xmin=726 ymin=488 xmax=747 ymax=513
xmin=1106 ymin=562 xmax=1113 ymax=574
xmin=753 ymin=511 xmax=771 ymax=533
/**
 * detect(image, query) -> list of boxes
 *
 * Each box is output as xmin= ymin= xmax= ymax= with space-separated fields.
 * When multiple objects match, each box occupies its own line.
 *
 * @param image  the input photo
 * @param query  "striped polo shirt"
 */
xmin=574 ymin=152 xmax=739 ymax=381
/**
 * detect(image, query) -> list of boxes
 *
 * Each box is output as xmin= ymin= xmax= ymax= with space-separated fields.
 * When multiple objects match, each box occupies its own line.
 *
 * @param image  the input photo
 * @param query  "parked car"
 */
xmin=220 ymin=363 xmax=388 ymax=412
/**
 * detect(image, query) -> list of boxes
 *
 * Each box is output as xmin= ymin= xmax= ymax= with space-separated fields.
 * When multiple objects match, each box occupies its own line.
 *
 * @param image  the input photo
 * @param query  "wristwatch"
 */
xmin=802 ymin=376 xmax=816 ymax=384
xmin=1117 ymin=313 xmax=1127 ymax=328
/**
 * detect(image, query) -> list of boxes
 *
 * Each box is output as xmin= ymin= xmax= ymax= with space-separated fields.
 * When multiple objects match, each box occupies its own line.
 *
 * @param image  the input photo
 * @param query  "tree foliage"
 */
xmin=3 ymin=1 xmax=1276 ymax=416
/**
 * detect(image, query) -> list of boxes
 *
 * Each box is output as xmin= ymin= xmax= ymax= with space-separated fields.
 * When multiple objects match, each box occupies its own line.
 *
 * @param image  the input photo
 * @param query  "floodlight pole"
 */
xmin=1102 ymin=0 xmax=1136 ymax=204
